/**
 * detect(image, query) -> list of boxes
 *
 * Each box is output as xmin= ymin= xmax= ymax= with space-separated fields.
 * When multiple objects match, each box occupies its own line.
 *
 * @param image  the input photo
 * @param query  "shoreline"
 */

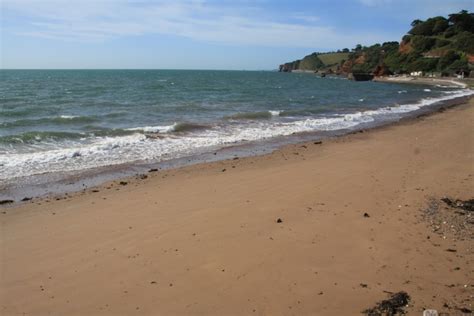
xmin=1 ymin=97 xmax=473 ymax=314
xmin=1 ymin=89 xmax=472 ymax=204
xmin=373 ymin=76 xmax=469 ymax=88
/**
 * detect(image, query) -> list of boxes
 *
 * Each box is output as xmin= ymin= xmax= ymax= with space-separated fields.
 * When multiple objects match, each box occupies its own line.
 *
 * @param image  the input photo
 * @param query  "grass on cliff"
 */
xmin=318 ymin=52 xmax=350 ymax=66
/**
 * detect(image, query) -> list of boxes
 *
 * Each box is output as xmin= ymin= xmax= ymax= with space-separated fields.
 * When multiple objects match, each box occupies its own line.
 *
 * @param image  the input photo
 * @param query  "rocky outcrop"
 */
xmin=399 ymin=39 xmax=412 ymax=54
xmin=468 ymin=54 xmax=474 ymax=63
xmin=279 ymin=61 xmax=299 ymax=72
xmin=373 ymin=64 xmax=392 ymax=76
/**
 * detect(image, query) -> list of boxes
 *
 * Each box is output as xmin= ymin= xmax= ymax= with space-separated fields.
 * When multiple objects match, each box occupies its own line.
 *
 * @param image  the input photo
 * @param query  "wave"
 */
xmin=1 ymin=115 xmax=98 ymax=128
xmin=1 ymin=88 xmax=473 ymax=180
xmin=225 ymin=110 xmax=281 ymax=120
xmin=126 ymin=122 xmax=209 ymax=134
xmin=0 ymin=128 xmax=139 ymax=145
xmin=0 ymin=131 xmax=87 ymax=144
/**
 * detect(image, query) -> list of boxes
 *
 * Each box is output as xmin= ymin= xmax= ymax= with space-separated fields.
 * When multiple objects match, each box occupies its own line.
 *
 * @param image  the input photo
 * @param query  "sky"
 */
xmin=1 ymin=0 xmax=473 ymax=70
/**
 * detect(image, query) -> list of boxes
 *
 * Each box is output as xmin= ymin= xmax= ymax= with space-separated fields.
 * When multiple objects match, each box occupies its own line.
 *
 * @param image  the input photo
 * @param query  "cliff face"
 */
xmin=279 ymin=62 xmax=298 ymax=72
xmin=279 ymin=52 xmax=348 ymax=73
xmin=399 ymin=39 xmax=412 ymax=54
xmin=279 ymin=10 xmax=474 ymax=76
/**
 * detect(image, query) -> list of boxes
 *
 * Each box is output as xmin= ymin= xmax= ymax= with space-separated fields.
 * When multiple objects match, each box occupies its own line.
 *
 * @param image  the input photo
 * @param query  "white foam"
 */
xmin=126 ymin=123 xmax=177 ymax=133
xmin=2 ymin=88 xmax=473 ymax=181
xmin=59 ymin=115 xmax=79 ymax=119
xmin=269 ymin=110 xmax=281 ymax=116
xmin=424 ymin=89 xmax=431 ymax=92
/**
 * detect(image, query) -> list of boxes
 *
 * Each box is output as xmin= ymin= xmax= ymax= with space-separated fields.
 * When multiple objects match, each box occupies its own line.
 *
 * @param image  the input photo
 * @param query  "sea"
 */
xmin=1 ymin=70 xmax=473 ymax=199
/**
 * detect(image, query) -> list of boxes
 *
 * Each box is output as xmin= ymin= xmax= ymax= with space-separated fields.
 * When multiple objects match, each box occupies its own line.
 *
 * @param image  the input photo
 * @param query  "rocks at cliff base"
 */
xmin=363 ymin=291 xmax=410 ymax=316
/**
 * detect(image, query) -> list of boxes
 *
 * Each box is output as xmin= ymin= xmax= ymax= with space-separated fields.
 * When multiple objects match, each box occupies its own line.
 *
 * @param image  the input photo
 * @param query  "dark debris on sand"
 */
xmin=422 ymin=197 xmax=474 ymax=240
xmin=441 ymin=197 xmax=474 ymax=212
xmin=363 ymin=291 xmax=410 ymax=316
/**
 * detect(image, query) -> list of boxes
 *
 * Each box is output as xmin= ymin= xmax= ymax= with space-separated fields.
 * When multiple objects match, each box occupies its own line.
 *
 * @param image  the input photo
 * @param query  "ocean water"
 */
xmin=1 ymin=69 xmax=472 ymax=183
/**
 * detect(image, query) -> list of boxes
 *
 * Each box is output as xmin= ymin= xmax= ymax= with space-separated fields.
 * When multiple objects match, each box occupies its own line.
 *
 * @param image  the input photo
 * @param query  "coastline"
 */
xmin=373 ymin=76 xmax=470 ymax=88
xmin=1 ymin=85 xmax=473 ymax=203
xmin=1 ymin=97 xmax=473 ymax=315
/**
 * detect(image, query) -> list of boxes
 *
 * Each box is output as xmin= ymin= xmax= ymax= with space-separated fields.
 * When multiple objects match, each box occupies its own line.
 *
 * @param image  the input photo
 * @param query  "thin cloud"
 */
xmin=291 ymin=13 xmax=320 ymax=23
xmin=358 ymin=0 xmax=392 ymax=7
xmin=3 ymin=0 xmax=393 ymax=48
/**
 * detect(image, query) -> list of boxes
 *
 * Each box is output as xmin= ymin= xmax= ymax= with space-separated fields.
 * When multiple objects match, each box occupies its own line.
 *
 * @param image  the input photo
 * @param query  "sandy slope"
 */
xmin=1 ymin=99 xmax=473 ymax=315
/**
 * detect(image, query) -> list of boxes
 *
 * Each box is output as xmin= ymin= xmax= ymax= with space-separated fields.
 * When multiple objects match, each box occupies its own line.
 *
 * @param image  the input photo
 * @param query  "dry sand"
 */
xmin=1 ymin=99 xmax=473 ymax=315
xmin=373 ymin=76 xmax=468 ymax=88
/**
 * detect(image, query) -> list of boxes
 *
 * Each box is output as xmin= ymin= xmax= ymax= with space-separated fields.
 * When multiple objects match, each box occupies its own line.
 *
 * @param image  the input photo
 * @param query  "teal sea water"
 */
xmin=1 ymin=70 xmax=472 ymax=182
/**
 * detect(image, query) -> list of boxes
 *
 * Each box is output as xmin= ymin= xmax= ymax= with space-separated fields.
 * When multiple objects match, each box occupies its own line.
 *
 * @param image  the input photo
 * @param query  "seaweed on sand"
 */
xmin=363 ymin=291 xmax=410 ymax=316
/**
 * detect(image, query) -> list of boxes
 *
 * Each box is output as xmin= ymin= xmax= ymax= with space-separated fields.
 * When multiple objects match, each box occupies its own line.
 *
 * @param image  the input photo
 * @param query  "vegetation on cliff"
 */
xmin=279 ymin=10 xmax=474 ymax=77
xmin=279 ymin=52 xmax=349 ymax=72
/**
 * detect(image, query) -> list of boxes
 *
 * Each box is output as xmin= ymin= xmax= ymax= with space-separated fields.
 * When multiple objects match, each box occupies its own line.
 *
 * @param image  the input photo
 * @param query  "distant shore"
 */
xmin=373 ymin=75 xmax=470 ymax=88
xmin=2 ymin=96 xmax=473 ymax=315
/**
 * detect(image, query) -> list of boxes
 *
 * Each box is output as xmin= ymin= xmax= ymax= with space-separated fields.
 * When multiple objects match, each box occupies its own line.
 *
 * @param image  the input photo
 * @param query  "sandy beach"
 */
xmin=1 ymin=98 xmax=473 ymax=315
xmin=373 ymin=76 xmax=471 ymax=88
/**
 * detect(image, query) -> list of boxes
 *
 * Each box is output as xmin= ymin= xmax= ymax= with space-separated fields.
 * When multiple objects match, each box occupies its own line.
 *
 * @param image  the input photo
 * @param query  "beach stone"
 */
xmin=276 ymin=218 xmax=283 ymax=223
xmin=0 ymin=200 xmax=14 ymax=205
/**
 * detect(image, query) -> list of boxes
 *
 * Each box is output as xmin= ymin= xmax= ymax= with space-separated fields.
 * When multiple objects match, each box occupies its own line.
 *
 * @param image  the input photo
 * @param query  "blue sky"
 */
xmin=1 ymin=0 xmax=472 ymax=69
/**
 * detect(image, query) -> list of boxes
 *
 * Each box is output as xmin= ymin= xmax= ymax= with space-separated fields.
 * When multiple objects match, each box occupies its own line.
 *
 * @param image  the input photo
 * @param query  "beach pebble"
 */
xmin=276 ymin=218 xmax=283 ymax=223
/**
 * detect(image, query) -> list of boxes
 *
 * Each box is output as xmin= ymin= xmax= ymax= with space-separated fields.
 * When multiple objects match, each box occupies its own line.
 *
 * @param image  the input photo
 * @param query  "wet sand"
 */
xmin=1 ymin=98 xmax=473 ymax=315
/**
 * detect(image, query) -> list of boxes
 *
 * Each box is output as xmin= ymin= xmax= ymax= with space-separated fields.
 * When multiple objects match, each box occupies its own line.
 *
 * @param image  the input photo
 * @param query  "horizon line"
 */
xmin=0 ymin=68 xmax=277 ymax=71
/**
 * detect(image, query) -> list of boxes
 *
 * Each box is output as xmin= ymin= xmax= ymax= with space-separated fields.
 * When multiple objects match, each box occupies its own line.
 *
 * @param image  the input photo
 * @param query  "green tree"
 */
xmin=411 ymin=36 xmax=436 ymax=52
xmin=438 ymin=50 xmax=460 ymax=71
xmin=432 ymin=17 xmax=449 ymax=34
xmin=448 ymin=58 xmax=468 ymax=72
xmin=453 ymin=32 xmax=474 ymax=54
xmin=448 ymin=10 xmax=474 ymax=32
